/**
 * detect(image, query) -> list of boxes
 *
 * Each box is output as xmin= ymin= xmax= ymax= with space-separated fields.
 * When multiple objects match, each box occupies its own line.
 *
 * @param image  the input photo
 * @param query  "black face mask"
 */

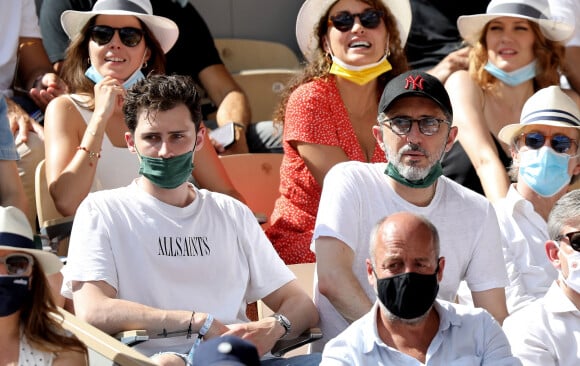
xmin=0 ymin=276 xmax=30 ymax=317
xmin=375 ymin=262 xmax=439 ymax=320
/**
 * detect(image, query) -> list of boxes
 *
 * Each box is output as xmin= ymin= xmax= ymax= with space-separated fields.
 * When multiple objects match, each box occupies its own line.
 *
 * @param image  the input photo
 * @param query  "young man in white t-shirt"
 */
xmin=61 ymin=74 xmax=320 ymax=366
xmin=312 ymin=70 xmax=509 ymax=351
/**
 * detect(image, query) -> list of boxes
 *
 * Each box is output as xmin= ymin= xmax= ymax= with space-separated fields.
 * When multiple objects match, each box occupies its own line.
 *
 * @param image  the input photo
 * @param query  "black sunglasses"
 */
xmin=328 ymin=9 xmax=384 ymax=32
xmin=378 ymin=115 xmax=451 ymax=136
xmin=89 ymin=25 xmax=144 ymax=47
xmin=556 ymin=231 xmax=580 ymax=252
xmin=0 ymin=253 xmax=34 ymax=276
xmin=519 ymin=131 xmax=578 ymax=155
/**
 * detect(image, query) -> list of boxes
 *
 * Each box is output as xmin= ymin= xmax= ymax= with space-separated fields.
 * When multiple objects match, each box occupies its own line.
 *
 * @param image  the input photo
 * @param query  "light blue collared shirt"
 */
xmin=0 ymin=96 xmax=19 ymax=161
xmin=321 ymin=300 xmax=521 ymax=366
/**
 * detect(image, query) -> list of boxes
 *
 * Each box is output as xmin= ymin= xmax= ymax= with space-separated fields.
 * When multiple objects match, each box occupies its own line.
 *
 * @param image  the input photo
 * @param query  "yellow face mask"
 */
xmin=329 ymin=55 xmax=392 ymax=85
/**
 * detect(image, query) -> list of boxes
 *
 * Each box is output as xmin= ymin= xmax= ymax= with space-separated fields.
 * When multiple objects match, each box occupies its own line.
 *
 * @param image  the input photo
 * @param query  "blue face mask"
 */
xmin=85 ymin=66 xmax=145 ymax=89
xmin=484 ymin=60 xmax=537 ymax=86
xmin=519 ymin=146 xmax=571 ymax=197
xmin=0 ymin=276 xmax=30 ymax=316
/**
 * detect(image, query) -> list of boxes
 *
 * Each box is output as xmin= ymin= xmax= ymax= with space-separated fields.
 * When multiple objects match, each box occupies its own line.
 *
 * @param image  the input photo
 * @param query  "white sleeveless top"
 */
xmin=19 ymin=331 xmax=54 ymax=366
xmin=67 ymin=94 xmax=139 ymax=191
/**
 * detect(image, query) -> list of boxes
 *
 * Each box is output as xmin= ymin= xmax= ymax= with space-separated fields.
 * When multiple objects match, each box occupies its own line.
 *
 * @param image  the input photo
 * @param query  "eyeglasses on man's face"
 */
xmin=517 ymin=131 xmax=578 ymax=155
xmin=0 ymin=253 xmax=34 ymax=276
xmin=328 ymin=9 xmax=384 ymax=32
xmin=89 ymin=25 xmax=144 ymax=47
xmin=556 ymin=231 xmax=580 ymax=252
xmin=377 ymin=114 xmax=451 ymax=136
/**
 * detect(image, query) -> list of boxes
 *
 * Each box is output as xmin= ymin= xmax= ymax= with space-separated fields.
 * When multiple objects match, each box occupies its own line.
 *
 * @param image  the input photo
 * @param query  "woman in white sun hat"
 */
xmin=43 ymin=0 xmax=244 ymax=218
xmin=494 ymin=85 xmax=580 ymax=314
xmin=441 ymin=0 xmax=580 ymax=203
xmin=0 ymin=206 xmax=87 ymax=365
xmin=266 ymin=0 xmax=411 ymax=265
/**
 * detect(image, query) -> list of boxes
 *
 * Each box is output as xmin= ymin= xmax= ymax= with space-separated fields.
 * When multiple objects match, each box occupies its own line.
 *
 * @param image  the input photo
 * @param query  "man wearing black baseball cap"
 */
xmin=312 ymin=70 xmax=509 ymax=350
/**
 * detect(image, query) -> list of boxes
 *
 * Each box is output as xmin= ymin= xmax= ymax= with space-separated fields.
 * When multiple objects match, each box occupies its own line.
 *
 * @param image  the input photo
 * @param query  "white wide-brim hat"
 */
xmin=457 ymin=0 xmax=574 ymax=45
xmin=498 ymin=86 xmax=580 ymax=144
xmin=61 ymin=0 xmax=179 ymax=54
xmin=296 ymin=0 xmax=412 ymax=62
xmin=0 ymin=207 xmax=63 ymax=275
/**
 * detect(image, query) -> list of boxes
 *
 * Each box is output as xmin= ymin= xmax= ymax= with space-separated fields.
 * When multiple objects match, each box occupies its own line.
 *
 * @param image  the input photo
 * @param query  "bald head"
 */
xmin=369 ymin=212 xmax=440 ymax=268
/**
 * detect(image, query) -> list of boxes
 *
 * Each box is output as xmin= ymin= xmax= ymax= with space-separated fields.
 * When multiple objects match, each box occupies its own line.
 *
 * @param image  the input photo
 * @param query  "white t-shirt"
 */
xmin=311 ymin=161 xmax=508 ymax=349
xmin=0 ymin=0 xmax=42 ymax=97
xmin=62 ymin=181 xmax=294 ymax=355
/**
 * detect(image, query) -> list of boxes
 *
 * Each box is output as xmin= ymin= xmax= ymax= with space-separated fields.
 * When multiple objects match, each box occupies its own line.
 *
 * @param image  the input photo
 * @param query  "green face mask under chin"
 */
xmin=384 ymin=162 xmax=443 ymax=189
xmin=137 ymin=149 xmax=194 ymax=189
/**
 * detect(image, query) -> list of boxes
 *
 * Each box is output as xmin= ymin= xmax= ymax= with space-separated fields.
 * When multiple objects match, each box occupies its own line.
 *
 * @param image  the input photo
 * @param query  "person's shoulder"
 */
xmin=326 ymin=161 xmax=385 ymax=182
xmin=438 ymin=176 xmax=492 ymax=206
xmin=197 ymin=189 xmax=254 ymax=216
xmin=445 ymin=69 xmax=474 ymax=86
xmin=502 ymin=298 xmax=546 ymax=336
xmin=290 ymin=77 xmax=335 ymax=100
xmin=445 ymin=70 xmax=483 ymax=100
xmin=333 ymin=160 xmax=384 ymax=174
xmin=47 ymin=94 xmax=76 ymax=111
xmin=83 ymin=185 xmax=131 ymax=205
xmin=437 ymin=299 xmax=498 ymax=325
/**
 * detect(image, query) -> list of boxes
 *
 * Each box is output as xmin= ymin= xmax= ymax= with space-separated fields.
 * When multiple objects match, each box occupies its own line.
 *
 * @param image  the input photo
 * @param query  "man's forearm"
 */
xmin=320 ymin=272 xmax=373 ymax=323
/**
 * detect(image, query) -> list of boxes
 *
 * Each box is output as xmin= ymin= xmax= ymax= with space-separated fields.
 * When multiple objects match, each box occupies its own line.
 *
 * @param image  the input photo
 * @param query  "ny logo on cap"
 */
xmin=404 ymin=75 xmax=425 ymax=91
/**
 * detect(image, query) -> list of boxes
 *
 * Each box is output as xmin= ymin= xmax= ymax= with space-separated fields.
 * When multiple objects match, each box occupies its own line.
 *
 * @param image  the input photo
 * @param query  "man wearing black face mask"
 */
xmin=320 ymin=212 xmax=520 ymax=365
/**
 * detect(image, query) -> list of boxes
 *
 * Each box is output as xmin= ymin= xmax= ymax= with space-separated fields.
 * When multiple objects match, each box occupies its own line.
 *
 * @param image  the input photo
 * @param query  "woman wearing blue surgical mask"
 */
xmin=441 ymin=0 xmax=580 ymax=203
xmin=43 ymin=0 xmax=244 ymax=218
xmin=265 ymin=0 xmax=410 ymax=265
xmin=0 ymin=206 xmax=87 ymax=365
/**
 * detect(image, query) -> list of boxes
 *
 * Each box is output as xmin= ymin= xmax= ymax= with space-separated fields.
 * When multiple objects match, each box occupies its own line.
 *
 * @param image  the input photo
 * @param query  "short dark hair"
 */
xmin=123 ymin=74 xmax=202 ymax=133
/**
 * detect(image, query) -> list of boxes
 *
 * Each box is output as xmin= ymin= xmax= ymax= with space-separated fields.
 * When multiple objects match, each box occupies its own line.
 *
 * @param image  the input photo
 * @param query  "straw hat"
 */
xmin=498 ymin=86 xmax=580 ymax=144
xmin=0 ymin=206 xmax=63 ymax=275
xmin=61 ymin=0 xmax=179 ymax=53
xmin=457 ymin=0 xmax=574 ymax=45
xmin=296 ymin=0 xmax=412 ymax=62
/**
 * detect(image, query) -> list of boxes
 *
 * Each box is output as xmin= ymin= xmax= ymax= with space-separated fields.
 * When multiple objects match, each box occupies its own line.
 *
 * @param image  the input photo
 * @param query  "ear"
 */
xmin=545 ymin=240 xmax=562 ymax=270
xmin=510 ymin=145 xmax=519 ymax=161
xmin=366 ymin=259 xmax=376 ymax=287
xmin=322 ymin=36 xmax=332 ymax=55
xmin=144 ymin=48 xmax=152 ymax=66
xmin=571 ymin=157 xmax=580 ymax=176
xmin=436 ymin=257 xmax=445 ymax=282
xmin=444 ymin=126 xmax=458 ymax=152
xmin=125 ymin=132 xmax=136 ymax=152
xmin=372 ymin=125 xmax=384 ymax=147
xmin=195 ymin=125 xmax=206 ymax=152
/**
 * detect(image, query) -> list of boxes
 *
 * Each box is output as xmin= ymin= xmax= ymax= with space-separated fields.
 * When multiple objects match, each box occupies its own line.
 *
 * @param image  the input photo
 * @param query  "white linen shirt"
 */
xmin=503 ymin=281 xmax=580 ymax=365
xmin=321 ymin=300 xmax=521 ymax=366
xmin=494 ymin=185 xmax=557 ymax=313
